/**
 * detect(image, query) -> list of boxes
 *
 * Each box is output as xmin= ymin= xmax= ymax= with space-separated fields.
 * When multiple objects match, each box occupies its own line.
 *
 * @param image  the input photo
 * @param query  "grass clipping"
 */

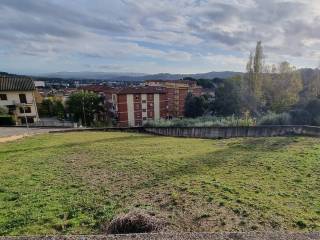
xmin=107 ymin=210 xmax=165 ymax=234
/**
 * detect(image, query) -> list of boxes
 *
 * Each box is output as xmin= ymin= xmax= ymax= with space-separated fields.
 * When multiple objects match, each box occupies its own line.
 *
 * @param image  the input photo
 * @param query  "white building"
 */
xmin=0 ymin=76 xmax=39 ymax=125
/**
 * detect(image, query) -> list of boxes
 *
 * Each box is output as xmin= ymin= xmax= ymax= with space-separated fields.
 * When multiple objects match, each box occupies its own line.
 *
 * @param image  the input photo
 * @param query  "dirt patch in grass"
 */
xmin=0 ymin=135 xmax=26 ymax=143
xmin=106 ymin=210 xmax=166 ymax=234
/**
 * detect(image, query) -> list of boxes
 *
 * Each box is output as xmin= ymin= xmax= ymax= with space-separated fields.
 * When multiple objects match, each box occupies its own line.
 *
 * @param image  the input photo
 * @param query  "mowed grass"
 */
xmin=0 ymin=132 xmax=320 ymax=235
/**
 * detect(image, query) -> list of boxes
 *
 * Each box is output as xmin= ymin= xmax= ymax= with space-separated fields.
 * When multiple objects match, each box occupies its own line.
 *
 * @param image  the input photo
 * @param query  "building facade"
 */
xmin=117 ymin=87 xmax=168 ymax=127
xmin=82 ymin=85 xmax=168 ymax=127
xmin=145 ymin=80 xmax=202 ymax=118
xmin=0 ymin=76 xmax=39 ymax=124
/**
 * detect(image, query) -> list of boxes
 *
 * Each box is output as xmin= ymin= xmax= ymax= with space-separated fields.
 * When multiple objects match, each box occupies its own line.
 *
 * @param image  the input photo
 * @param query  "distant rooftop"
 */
xmin=145 ymin=79 xmax=197 ymax=84
xmin=117 ymin=86 xmax=167 ymax=94
xmin=0 ymin=76 xmax=35 ymax=91
xmin=82 ymin=85 xmax=116 ymax=94
xmin=83 ymin=85 xmax=166 ymax=94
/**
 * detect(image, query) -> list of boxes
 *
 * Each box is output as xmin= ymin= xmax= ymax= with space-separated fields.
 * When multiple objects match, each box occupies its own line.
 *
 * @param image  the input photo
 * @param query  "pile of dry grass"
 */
xmin=107 ymin=210 xmax=164 ymax=234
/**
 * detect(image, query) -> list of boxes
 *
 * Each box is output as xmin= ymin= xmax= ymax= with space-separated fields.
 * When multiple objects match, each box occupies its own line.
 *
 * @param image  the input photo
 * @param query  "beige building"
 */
xmin=0 ymin=76 xmax=39 ymax=125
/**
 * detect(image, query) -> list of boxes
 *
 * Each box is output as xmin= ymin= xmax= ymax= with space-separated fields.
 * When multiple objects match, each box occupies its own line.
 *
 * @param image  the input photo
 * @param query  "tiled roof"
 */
xmin=117 ymin=86 xmax=166 ymax=94
xmin=0 ymin=76 xmax=35 ymax=91
xmin=82 ymin=85 xmax=167 ymax=94
xmin=82 ymin=85 xmax=117 ymax=94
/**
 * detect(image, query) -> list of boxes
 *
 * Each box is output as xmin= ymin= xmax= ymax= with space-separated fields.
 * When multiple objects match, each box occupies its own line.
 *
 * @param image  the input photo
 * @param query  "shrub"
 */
xmin=106 ymin=210 xmax=163 ymax=234
xmin=305 ymin=99 xmax=320 ymax=119
xmin=258 ymin=112 xmax=292 ymax=126
xmin=289 ymin=109 xmax=312 ymax=125
xmin=0 ymin=116 xmax=14 ymax=126
xmin=144 ymin=116 xmax=255 ymax=128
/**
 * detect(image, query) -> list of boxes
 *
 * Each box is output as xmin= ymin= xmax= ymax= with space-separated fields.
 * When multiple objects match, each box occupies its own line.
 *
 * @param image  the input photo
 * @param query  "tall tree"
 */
xmin=184 ymin=93 xmax=207 ymax=118
xmin=242 ymin=41 xmax=265 ymax=115
xmin=307 ymin=69 xmax=320 ymax=100
xmin=213 ymin=78 xmax=242 ymax=116
xmin=253 ymin=41 xmax=264 ymax=99
xmin=66 ymin=91 xmax=102 ymax=126
xmin=263 ymin=61 xmax=303 ymax=113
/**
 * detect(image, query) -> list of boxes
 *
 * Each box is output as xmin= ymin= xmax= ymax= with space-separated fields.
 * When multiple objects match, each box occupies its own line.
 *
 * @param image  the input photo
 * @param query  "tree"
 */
xmin=66 ymin=91 xmax=102 ymax=126
xmin=263 ymin=61 xmax=303 ymax=113
xmin=0 ymin=106 xmax=8 ymax=115
xmin=38 ymin=99 xmax=54 ymax=117
xmin=53 ymin=100 xmax=65 ymax=120
xmin=306 ymin=69 xmax=320 ymax=100
xmin=184 ymin=93 xmax=208 ymax=118
xmin=213 ymin=78 xmax=242 ymax=116
xmin=248 ymin=41 xmax=264 ymax=99
xmin=38 ymin=98 xmax=65 ymax=119
xmin=243 ymin=41 xmax=265 ymax=115
xmin=305 ymin=98 xmax=320 ymax=125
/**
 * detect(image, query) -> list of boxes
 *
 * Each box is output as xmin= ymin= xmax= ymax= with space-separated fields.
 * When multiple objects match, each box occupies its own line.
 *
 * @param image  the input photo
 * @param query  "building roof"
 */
xmin=82 ymin=85 xmax=167 ymax=95
xmin=145 ymin=79 xmax=198 ymax=85
xmin=0 ymin=76 xmax=35 ymax=91
xmin=117 ymin=86 xmax=166 ymax=94
xmin=82 ymin=85 xmax=118 ymax=94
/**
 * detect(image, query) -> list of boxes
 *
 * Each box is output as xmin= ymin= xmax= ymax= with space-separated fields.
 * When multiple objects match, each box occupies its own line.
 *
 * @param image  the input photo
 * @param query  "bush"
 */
xmin=144 ymin=116 xmax=256 ymax=128
xmin=258 ymin=112 xmax=292 ymax=126
xmin=0 ymin=116 xmax=14 ymax=126
xmin=304 ymin=99 xmax=320 ymax=125
xmin=289 ymin=109 xmax=312 ymax=125
xmin=107 ymin=210 xmax=163 ymax=234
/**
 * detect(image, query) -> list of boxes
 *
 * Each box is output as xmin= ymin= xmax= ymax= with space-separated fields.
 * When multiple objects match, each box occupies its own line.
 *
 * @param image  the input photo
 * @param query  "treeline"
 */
xmin=184 ymin=41 xmax=320 ymax=126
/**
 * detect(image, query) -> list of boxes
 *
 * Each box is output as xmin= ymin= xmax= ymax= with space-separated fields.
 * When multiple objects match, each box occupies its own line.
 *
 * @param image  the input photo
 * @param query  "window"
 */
xmin=143 ymin=117 xmax=147 ymax=121
xmin=142 ymin=100 xmax=146 ymax=103
xmin=0 ymin=94 xmax=7 ymax=100
xmin=142 ymin=109 xmax=146 ymax=112
xmin=19 ymin=94 xmax=27 ymax=104
xmin=135 ymin=95 xmax=139 ymax=100
xmin=20 ymin=107 xmax=31 ymax=114
xmin=20 ymin=117 xmax=34 ymax=124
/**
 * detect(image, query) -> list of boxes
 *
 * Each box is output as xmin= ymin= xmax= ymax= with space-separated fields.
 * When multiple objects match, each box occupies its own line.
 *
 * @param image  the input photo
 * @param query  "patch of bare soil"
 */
xmin=106 ymin=210 xmax=166 ymax=234
xmin=0 ymin=134 xmax=26 ymax=143
xmin=128 ymin=187 xmax=244 ymax=233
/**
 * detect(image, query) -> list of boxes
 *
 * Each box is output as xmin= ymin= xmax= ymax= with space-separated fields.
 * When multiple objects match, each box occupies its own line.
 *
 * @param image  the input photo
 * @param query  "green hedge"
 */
xmin=0 ymin=116 xmax=14 ymax=126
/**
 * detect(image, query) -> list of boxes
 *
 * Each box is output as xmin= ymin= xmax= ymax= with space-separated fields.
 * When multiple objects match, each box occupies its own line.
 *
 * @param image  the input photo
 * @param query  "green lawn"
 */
xmin=0 ymin=132 xmax=320 ymax=235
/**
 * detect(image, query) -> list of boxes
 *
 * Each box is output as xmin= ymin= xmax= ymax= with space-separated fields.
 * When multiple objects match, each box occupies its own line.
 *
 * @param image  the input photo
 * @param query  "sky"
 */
xmin=1 ymin=0 xmax=320 ymax=75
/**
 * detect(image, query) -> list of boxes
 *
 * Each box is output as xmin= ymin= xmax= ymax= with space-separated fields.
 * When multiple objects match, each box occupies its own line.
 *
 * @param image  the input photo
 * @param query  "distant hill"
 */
xmin=39 ymin=71 xmax=243 ymax=81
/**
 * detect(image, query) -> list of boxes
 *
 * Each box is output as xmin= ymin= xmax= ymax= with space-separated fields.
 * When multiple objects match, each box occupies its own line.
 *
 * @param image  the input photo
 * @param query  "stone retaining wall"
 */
xmin=48 ymin=125 xmax=320 ymax=139
xmin=144 ymin=126 xmax=320 ymax=139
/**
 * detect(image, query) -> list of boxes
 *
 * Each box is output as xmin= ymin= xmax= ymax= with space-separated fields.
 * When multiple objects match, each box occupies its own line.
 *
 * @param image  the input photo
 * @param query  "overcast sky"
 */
xmin=1 ymin=0 xmax=320 ymax=74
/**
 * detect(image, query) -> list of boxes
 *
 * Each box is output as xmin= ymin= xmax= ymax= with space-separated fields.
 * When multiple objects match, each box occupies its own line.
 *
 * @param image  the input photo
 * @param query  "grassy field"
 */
xmin=0 ymin=132 xmax=320 ymax=235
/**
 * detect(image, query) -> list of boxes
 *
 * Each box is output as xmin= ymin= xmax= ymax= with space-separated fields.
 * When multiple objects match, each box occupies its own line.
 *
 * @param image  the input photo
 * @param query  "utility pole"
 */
xmin=82 ymin=90 xmax=87 ymax=127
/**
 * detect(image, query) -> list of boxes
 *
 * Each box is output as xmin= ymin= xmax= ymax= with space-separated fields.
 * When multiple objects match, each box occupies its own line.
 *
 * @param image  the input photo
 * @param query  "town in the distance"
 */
xmin=0 ymin=71 xmax=214 ymax=128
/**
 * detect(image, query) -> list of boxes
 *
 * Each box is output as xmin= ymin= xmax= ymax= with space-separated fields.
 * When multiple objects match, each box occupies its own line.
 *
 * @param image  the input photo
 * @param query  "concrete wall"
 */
xmin=144 ymin=126 xmax=320 ymax=139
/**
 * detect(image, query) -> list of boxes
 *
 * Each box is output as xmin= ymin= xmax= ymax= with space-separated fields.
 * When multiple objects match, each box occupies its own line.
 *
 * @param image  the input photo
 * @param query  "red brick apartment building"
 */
xmin=145 ymin=80 xmax=202 ymax=118
xmin=116 ymin=86 xmax=168 ymax=127
xmin=82 ymin=85 xmax=168 ymax=127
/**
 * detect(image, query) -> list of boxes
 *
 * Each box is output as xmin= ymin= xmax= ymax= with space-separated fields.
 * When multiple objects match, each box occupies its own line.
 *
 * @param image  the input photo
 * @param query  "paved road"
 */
xmin=0 ymin=127 xmax=69 ymax=138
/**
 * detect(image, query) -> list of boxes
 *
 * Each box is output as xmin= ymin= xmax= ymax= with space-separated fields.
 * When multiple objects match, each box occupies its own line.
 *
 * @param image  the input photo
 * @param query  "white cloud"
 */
xmin=1 ymin=0 xmax=320 ymax=73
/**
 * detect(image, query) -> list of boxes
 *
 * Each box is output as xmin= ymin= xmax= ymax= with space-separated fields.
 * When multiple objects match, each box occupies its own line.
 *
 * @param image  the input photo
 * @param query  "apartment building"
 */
xmin=0 ymin=76 xmax=39 ymax=124
xmin=145 ymin=80 xmax=202 ymax=118
xmin=117 ymin=86 xmax=168 ymax=127
xmin=82 ymin=85 xmax=168 ymax=126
